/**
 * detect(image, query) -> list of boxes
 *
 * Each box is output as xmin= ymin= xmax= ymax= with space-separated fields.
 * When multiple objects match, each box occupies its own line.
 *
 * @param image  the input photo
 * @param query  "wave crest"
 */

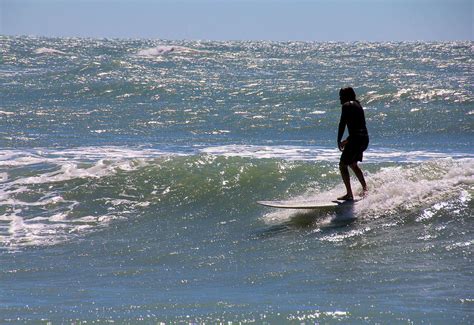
xmin=136 ymin=45 xmax=199 ymax=56
xmin=34 ymin=47 xmax=67 ymax=55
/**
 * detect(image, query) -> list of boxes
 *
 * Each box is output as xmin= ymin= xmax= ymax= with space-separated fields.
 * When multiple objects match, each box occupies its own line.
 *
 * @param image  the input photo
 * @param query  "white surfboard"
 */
xmin=257 ymin=198 xmax=360 ymax=209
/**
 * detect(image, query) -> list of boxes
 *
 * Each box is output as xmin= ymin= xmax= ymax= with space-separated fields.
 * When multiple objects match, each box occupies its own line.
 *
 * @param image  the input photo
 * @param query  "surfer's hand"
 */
xmin=338 ymin=140 xmax=348 ymax=151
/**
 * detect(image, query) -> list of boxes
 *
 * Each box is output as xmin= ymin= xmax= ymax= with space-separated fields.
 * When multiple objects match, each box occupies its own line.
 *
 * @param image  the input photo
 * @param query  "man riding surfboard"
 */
xmin=337 ymin=87 xmax=369 ymax=200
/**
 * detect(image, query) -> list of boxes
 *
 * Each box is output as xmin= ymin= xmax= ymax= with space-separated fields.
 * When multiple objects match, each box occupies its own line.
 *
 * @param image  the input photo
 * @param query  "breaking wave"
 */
xmin=1 ymin=146 xmax=472 ymax=251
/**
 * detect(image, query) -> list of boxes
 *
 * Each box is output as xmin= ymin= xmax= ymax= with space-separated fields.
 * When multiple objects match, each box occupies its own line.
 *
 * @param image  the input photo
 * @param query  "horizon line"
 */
xmin=2 ymin=34 xmax=472 ymax=43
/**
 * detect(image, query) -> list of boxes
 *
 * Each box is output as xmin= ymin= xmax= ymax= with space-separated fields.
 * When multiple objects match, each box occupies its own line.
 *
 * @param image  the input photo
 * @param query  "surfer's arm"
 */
xmin=337 ymin=107 xmax=347 ymax=149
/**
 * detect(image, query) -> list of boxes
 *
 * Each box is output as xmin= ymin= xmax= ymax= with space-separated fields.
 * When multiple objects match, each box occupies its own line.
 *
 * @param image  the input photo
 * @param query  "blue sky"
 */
xmin=1 ymin=0 xmax=472 ymax=41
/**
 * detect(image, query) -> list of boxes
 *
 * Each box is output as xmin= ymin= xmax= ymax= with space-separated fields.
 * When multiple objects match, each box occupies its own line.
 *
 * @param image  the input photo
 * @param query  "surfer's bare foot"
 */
xmin=337 ymin=194 xmax=353 ymax=201
xmin=360 ymin=187 xmax=369 ymax=197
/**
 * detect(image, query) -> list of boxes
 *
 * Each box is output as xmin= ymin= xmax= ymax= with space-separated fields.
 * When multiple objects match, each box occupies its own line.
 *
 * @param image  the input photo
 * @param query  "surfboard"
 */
xmin=257 ymin=199 xmax=360 ymax=209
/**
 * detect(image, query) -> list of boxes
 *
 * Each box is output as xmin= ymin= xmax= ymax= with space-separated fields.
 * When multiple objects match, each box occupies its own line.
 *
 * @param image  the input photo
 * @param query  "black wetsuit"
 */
xmin=337 ymin=100 xmax=369 ymax=165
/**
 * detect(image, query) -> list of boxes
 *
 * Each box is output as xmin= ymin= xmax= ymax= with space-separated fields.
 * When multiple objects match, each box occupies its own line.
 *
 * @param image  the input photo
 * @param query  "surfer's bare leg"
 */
xmin=349 ymin=162 xmax=368 ymax=195
xmin=338 ymin=162 xmax=353 ymax=200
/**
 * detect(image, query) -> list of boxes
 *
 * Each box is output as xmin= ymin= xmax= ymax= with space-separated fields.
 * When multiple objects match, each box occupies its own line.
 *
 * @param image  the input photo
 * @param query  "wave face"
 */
xmin=0 ymin=36 xmax=473 ymax=323
xmin=1 ymin=146 xmax=471 ymax=250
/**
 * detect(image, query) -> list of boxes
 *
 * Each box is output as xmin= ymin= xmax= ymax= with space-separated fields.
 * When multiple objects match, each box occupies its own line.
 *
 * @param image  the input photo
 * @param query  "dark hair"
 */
xmin=339 ymin=87 xmax=357 ymax=102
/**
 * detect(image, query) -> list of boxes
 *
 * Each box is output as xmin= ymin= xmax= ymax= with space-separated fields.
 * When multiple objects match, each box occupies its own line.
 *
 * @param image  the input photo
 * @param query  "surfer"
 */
xmin=337 ymin=87 xmax=369 ymax=200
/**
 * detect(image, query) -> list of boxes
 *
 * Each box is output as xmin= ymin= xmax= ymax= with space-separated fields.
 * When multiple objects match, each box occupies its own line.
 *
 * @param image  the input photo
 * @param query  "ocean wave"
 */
xmin=136 ymin=45 xmax=200 ymax=56
xmin=33 ymin=47 xmax=67 ymax=55
xmin=355 ymin=159 xmax=473 ymax=215
xmin=364 ymin=87 xmax=471 ymax=105
xmin=262 ymin=158 xmax=473 ymax=230
xmin=0 ymin=147 xmax=184 ymax=168
xmin=0 ymin=147 xmax=178 ymax=250
xmin=1 ymin=146 xmax=472 ymax=251
xmin=200 ymin=145 xmax=474 ymax=162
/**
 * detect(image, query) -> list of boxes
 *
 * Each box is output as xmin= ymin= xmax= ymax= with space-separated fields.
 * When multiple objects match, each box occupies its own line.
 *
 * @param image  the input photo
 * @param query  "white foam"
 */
xmin=34 ymin=47 xmax=67 ymax=55
xmin=309 ymin=110 xmax=326 ymax=115
xmin=0 ymin=172 xmax=8 ymax=182
xmin=136 ymin=45 xmax=199 ymax=57
xmin=0 ymin=146 xmax=181 ymax=251
xmin=355 ymin=159 xmax=473 ymax=217
xmin=261 ymin=158 xmax=473 ymax=227
xmin=0 ymin=200 xmax=128 ymax=250
xmin=200 ymin=145 xmax=473 ymax=162
xmin=365 ymin=86 xmax=470 ymax=104
xmin=287 ymin=310 xmax=348 ymax=321
xmin=320 ymin=227 xmax=371 ymax=242
xmin=0 ymin=146 xmax=181 ymax=168
xmin=446 ymin=240 xmax=473 ymax=251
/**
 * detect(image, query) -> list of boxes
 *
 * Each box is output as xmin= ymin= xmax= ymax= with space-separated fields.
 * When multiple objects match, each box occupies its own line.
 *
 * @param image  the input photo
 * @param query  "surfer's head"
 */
xmin=339 ymin=87 xmax=356 ymax=104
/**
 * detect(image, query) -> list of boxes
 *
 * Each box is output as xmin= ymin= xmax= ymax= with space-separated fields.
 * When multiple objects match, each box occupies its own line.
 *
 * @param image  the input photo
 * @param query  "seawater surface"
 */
xmin=0 ymin=36 xmax=473 ymax=323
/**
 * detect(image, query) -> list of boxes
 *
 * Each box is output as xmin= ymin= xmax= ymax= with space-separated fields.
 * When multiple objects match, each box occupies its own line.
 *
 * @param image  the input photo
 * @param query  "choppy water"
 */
xmin=0 ymin=36 xmax=473 ymax=323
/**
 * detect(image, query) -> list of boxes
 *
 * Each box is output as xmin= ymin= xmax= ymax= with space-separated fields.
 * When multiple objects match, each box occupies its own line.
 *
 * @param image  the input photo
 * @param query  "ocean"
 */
xmin=0 ymin=36 xmax=472 ymax=323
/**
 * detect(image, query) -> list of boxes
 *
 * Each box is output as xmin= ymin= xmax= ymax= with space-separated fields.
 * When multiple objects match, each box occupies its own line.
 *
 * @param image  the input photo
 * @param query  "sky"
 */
xmin=1 ymin=0 xmax=472 ymax=41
